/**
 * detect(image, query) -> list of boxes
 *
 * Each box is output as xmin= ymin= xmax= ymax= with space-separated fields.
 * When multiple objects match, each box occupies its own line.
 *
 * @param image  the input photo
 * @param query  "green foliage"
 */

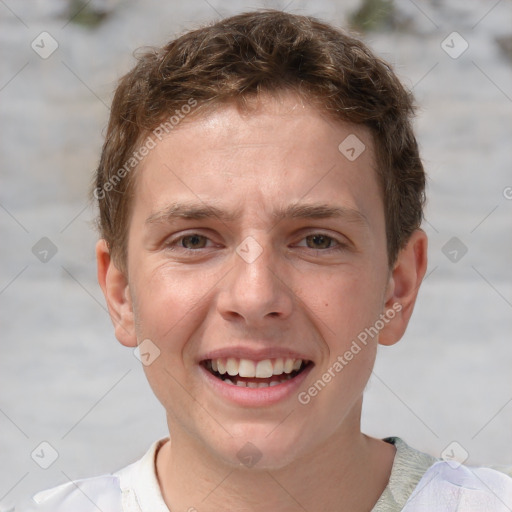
xmin=349 ymin=0 xmax=396 ymax=32
xmin=67 ymin=0 xmax=110 ymax=28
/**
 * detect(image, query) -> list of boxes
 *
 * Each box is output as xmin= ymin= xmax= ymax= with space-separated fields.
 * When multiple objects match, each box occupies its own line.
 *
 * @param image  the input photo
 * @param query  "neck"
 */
xmin=156 ymin=417 xmax=395 ymax=512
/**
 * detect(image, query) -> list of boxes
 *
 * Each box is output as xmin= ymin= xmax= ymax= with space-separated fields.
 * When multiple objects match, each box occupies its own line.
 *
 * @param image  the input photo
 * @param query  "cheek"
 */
xmin=131 ymin=268 xmax=215 ymax=412
xmin=300 ymin=266 xmax=387 ymax=345
xmin=131 ymin=264 xmax=214 ymax=347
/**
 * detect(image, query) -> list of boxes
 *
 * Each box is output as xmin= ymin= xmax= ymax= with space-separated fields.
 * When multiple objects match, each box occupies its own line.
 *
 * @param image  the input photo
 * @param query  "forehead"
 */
xmin=131 ymin=94 xmax=383 ymax=229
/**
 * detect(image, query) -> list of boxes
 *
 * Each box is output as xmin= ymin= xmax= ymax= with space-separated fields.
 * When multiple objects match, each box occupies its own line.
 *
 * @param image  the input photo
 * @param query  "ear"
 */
xmin=96 ymin=239 xmax=137 ymax=347
xmin=379 ymin=229 xmax=428 ymax=346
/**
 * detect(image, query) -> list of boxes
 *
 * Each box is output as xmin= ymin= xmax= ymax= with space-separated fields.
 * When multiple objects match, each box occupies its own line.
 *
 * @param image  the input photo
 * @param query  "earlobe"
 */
xmin=379 ymin=229 xmax=428 ymax=347
xmin=96 ymin=239 xmax=138 ymax=347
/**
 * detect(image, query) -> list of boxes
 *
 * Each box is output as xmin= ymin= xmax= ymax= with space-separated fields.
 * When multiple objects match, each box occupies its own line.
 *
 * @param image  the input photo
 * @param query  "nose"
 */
xmin=216 ymin=239 xmax=294 ymax=326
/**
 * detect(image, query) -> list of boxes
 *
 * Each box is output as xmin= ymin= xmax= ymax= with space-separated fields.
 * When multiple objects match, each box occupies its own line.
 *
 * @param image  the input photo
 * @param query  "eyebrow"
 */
xmin=275 ymin=203 xmax=369 ymax=227
xmin=145 ymin=201 xmax=369 ymax=227
xmin=145 ymin=202 xmax=241 ymax=225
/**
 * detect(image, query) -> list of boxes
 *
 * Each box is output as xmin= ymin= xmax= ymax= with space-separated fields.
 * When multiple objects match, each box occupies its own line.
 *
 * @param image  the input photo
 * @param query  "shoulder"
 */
xmin=373 ymin=437 xmax=512 ymax=512
xmin=373 ymin=436 xmax=438 ymax=510
xmin=14 ymin=475 xmax=123 ymax=512
xmin=14 ymin=438 xmax=168 ymax=512
xmin=402 ymin=459 xmax=512 ymax=511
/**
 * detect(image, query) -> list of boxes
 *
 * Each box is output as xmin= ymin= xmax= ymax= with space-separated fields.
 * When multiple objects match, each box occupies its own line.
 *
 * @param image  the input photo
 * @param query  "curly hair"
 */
xmin=94 ymin=9 xmax=425 ymax=269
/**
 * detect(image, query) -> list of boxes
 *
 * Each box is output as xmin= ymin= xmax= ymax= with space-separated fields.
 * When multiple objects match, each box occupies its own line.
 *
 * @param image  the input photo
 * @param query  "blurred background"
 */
xmin=1 ymin=0 xmax=511 ymax=508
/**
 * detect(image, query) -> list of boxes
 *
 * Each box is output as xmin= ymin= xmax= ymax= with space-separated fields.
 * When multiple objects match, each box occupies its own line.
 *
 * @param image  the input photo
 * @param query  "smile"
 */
xmin=202 ymin=357 xmax=312 ymax=388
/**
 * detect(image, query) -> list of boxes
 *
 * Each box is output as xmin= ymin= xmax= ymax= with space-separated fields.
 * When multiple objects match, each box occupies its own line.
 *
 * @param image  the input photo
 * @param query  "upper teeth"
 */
xmin=210 ymin=358 xmax=304 ymax=378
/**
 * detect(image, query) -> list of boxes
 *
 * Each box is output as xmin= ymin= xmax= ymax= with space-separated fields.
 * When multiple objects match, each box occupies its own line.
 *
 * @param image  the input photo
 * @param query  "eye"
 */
xmin=300 ymin=234 xmax=339 ymax=250
xmin=179 ymin=234 xmax=208 ymax=249
xmin=162 ymin=231 xmax=220 ymax=258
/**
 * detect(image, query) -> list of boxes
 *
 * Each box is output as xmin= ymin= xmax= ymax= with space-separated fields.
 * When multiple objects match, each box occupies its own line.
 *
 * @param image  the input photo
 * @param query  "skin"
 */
xmin=97 ymin=93 xmax=427 ymax=511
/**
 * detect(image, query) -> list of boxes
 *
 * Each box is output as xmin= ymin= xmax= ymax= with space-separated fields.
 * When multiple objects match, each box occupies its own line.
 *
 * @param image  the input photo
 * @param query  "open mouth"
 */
xmin=202 ymin=357 xmax=312 ymax=388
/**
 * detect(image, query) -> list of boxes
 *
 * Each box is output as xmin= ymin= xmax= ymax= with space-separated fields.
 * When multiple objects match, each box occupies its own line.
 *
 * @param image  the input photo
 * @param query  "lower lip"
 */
xmin=199 ymin=364 xmax=314 ymax=407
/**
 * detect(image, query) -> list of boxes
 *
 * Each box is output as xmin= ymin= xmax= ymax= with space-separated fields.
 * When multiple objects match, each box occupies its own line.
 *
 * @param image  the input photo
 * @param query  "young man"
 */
xmin=19 ymin=10 xmax=512 ymax=512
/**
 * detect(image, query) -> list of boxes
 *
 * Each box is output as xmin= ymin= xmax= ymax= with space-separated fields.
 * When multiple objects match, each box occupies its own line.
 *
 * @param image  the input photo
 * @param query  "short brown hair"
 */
xmin=94 ymin=9 xmax=425 ymax=269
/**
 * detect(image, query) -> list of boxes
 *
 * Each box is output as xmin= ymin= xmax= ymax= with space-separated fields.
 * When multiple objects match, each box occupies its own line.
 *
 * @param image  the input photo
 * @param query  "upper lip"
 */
xmin=199 ymin=346 xmax=313 ymax=363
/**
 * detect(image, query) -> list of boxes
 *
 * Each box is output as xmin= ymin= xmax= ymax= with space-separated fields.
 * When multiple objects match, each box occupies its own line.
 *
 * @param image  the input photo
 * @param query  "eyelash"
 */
xmin=295 ymin=234 xmax=343 ymax=251
xmin=164 ymin=232 xmax=347 ymax=253
xmin=167 ymin=234 xmax=216 ymax=251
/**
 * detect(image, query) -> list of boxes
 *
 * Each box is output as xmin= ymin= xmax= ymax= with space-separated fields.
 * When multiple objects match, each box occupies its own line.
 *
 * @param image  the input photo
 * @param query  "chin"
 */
xmin=211 ymin=425 xmax=312 ymax=471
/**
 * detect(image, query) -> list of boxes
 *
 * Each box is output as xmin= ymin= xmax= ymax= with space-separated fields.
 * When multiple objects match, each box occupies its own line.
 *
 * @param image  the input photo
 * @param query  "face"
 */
xmin=99 ymin=93 xmax=424 ymax=470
